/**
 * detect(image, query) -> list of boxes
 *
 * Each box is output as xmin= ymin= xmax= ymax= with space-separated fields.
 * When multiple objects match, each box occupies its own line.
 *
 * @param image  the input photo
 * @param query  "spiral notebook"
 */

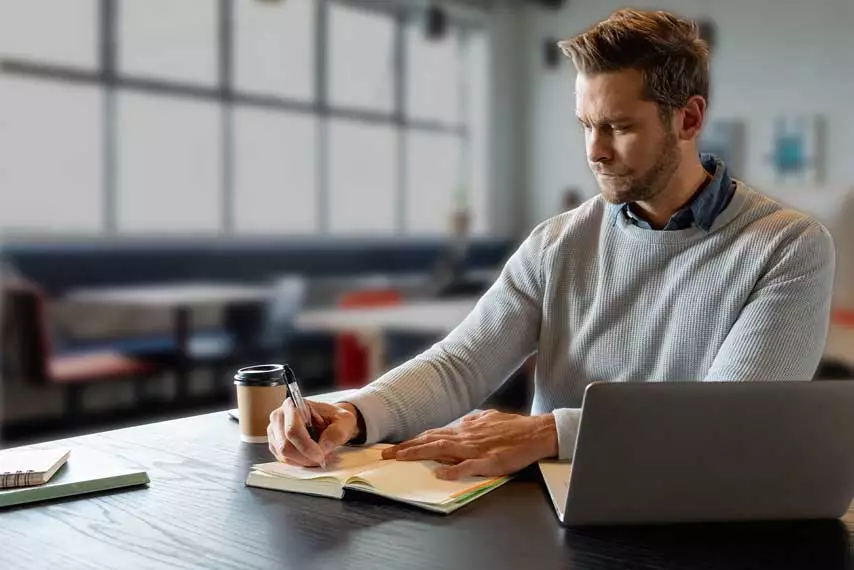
xmin=0 ymin=448 xmax=70 ymax=489
xmin=0 ymin=448 xmax=149 ymax=509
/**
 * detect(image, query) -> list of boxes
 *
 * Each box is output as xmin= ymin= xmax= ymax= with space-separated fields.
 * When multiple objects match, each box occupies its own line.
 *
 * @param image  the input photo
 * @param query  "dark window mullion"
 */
xmin=219 ymin=0 xmax=234 ymax=234
xmin=101 ymin=0 xmax=117 ymax=234
xmin=395 ymin=6 xmax=406 ymax=235
xmin=317 ymin=0 xmax=329 ymax=234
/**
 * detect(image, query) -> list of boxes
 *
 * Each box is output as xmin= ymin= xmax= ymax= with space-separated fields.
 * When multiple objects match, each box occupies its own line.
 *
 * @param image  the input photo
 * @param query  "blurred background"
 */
xmin=1 ymin=0 xmax=853 ymax=445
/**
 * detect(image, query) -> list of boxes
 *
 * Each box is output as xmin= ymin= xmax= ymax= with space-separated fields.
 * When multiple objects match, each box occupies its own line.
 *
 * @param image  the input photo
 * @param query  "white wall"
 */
xmin=521 ymin=0 xmax=854 ymax=229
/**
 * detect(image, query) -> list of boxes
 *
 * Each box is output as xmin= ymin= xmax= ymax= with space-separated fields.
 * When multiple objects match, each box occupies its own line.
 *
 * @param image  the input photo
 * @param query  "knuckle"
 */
xmin=284 ymin=424 xmax=302 ymax=441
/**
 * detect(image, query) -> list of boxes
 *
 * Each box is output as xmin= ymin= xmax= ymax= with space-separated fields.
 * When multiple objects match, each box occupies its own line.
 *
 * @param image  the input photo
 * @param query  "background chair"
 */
xmin=1 ymin=284 xmax=161 ymax=423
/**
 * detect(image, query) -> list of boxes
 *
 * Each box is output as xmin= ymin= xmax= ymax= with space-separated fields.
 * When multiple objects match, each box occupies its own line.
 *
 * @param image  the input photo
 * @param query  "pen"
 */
xmin=283 ymin=365 xmax=326 ymax=469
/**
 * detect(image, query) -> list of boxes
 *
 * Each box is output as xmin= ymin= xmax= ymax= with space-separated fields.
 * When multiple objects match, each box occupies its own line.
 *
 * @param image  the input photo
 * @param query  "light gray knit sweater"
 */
xmin=345 ymin=182 xmax=836 ymax=460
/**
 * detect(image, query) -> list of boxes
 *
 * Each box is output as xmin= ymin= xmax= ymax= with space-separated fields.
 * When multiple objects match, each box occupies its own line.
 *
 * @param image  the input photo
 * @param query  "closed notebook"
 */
xmin=246 ymin=444 xmax=508 ymax=514
xmin=0 ymin=448 xmax=150 ymax=509
xmin=0 ymin=448 xmax=70 ymax=489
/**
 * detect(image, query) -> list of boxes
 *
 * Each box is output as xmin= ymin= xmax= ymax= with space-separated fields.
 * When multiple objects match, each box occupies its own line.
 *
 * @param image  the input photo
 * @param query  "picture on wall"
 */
xmin=768 ymin=115 xmax=826 ymax=186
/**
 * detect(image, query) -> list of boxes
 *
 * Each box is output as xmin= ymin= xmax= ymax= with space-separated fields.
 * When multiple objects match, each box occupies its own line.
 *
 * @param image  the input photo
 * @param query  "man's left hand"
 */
xmin=381 ymin=410 xmax=558 ymax=480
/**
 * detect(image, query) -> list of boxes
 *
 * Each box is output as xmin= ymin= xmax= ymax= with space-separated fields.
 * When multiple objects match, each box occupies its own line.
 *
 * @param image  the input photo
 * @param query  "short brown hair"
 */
xmin=559 ymin=9 xmax=710 ymax=113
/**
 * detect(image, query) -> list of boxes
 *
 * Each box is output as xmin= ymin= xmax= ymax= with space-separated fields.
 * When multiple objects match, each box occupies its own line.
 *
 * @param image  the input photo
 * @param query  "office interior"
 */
xmin=1 ymin=0 xmax=853 ymax=446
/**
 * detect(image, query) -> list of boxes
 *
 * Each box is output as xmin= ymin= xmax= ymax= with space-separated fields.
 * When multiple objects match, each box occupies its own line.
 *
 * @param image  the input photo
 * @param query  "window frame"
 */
xmin=0 ymin=0 xmax=486 ymax=237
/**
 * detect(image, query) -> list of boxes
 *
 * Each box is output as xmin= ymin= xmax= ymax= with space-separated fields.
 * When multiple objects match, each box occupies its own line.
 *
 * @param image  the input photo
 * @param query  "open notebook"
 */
xmin=246 ymin=444 xmax=508 ymax=514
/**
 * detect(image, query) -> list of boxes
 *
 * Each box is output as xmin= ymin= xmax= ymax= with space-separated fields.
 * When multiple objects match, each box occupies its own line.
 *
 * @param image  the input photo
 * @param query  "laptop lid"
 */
xmin=541 ymin=381 xmax=854 ymax=526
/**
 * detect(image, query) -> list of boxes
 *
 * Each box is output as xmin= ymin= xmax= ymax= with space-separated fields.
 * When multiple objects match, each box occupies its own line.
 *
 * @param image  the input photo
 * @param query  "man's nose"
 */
xmin=587 ymin=129 xmax=614 ymax=164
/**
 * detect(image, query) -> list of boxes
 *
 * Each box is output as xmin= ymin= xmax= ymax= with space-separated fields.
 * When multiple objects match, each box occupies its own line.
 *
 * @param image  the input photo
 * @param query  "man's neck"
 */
xmin=632 ymin=157 xmax=709 ymax=229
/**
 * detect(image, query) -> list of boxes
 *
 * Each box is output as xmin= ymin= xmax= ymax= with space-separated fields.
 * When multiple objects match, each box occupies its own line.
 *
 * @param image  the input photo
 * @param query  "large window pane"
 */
xmin=234 ymin=0 xmax=314 ymax=100
xmin=118 ymin=0 xmax=217 ymax=86
xmin=233 ymin=108 xmax=318 ymax=235
xmin=464 ymin=32 xmax=489 ymax=235
xmin=405 ymin=132 xmax=462 ymax=235
xmin=117 ymin=92 xmax=221 ymax=233
xmin=406 ymin=23 xmax=460 ymax=125
xmin=329 ymin=121 xmax=396 ymax=235
xmin=0 ymin=77 xmax=103 ymax=232
xmin=329 ymin=4 xmax=394 ymax=113
xmin=0 ymin=0 xmax=98 ymax=68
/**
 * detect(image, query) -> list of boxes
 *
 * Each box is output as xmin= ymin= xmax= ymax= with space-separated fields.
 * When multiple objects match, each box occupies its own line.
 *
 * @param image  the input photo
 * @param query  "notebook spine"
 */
xmin=0 ymin=470 xmax=36 ymax=489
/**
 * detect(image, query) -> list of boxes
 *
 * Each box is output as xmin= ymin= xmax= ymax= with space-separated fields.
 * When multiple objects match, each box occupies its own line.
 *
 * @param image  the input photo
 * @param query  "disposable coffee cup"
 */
xmin=233 ymin=364 xmax=288 ymax=443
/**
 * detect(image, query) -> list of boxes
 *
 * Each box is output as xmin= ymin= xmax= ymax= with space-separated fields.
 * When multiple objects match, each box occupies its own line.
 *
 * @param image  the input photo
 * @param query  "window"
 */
xmin=328 ymin=120 xmax=397 ymax=234
xmin=405 ymin=132 xmax=462 ymax=235
xmin=328 ymin=3 xmax=395 ymax=113
xmin=234 ymin=0 xmax=315 ymax=100
xmin=0 ymin=77 xmax=103 ymax=232
xmin=406 ymin=22 xmax=460 ymax=125
xmin=118 ymin=0 xmax=218 ymax=86
xmin=116 ymin=92 xmax=221 ymax=233
xmin=0 ymin=1 xmax=492 ymax=237
xmin=233 ymin=108 xmax=318 ymax=235
xmin=463 ymin=31 xmax=490 ymax=236
xmin=0 ymin=0 xmax=98 ymax=69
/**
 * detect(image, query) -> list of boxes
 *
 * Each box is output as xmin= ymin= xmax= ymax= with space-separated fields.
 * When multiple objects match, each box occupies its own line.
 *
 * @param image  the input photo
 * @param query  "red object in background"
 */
xmin=832 ymin=309 xmax=854 ymax=327
xmin=335 ymin=289 xmax=402 ymax=388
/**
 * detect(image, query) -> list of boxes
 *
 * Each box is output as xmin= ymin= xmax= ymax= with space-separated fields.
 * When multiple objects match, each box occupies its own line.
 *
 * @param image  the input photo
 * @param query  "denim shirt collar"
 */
xmin=609 ymin=153 xmax=734 ymax=232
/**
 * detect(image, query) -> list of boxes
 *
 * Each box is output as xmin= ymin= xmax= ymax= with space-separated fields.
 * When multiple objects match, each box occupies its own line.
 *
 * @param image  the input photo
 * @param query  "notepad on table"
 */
xmin=245 ymin=444 xmax=508 ymax=514
xmin=0 ymin=448 xmax=70 ymax=489
xmin=0 ymin=448 xmax=149 ymax=509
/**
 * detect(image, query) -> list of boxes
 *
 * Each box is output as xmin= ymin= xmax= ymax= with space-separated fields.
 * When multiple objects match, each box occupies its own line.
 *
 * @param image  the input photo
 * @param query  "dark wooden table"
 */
xmin=1 ymin=411 xmax=852 ymax=570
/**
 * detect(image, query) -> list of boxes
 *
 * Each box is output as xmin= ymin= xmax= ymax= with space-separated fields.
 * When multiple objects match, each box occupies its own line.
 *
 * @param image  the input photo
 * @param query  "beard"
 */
xmin=593 ymin=130 xmax=681 ymax=205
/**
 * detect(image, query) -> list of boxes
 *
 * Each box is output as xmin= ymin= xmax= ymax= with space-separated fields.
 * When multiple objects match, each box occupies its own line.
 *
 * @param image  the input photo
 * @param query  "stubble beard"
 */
xmin=595 ymin=130 xmax=681 ymax=205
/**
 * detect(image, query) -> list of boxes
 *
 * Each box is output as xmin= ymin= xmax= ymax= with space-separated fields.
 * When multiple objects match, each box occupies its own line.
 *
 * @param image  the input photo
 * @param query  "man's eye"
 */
xmin=613 ymin=126 xmax=631 ymax=134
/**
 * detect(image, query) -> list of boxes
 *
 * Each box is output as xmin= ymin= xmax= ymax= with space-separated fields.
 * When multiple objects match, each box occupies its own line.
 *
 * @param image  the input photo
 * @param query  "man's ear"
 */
xmin=679 ymin=95 xmax=706 ymax=141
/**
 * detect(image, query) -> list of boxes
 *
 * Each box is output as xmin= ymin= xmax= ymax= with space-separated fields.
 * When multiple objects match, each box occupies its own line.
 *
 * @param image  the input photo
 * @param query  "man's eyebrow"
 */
xmin=576 ymin=115 xmax=635 ymax=125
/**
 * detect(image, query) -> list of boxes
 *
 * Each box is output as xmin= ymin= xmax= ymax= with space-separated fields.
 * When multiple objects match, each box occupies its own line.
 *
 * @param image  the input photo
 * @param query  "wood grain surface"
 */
xmin=1 ymin=412 xmax=850 ymax=570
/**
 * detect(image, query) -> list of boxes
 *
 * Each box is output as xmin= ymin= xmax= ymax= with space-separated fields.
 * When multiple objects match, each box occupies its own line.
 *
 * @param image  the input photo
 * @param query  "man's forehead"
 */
xmin=575 ymin=70 xmax=649 ymax=116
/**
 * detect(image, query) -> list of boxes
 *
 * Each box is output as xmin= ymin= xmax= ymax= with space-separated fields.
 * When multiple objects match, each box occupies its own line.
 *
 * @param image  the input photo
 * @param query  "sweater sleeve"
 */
xmin=704 ymin=223 xmax=836 ymax=382
xmin=341 ymin=222 xmax=549 ymax=444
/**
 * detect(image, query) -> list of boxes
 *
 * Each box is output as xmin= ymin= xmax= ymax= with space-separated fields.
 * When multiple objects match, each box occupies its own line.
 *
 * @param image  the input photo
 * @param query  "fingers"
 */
xmin=267 ymin=424 xmax=315 ymax=466
xmin=270 ymin=398 xmax=324 ymax=465
xmin=394 ymin=440 xmax=478 ymax=463
xmin=436 ymin=458 xmax=497 ymax=480
xmin=460 ymin=410 xmax=490 ymax=423
xmin=267 ymin=425 xmax=284 ymax=462
xmin=317 ymin=420 xmax=352 ymax=455
xmin=382 ymin=429 xmax=459 ymax=458
xmin=309 ymin=405 xmax=328 ymax=431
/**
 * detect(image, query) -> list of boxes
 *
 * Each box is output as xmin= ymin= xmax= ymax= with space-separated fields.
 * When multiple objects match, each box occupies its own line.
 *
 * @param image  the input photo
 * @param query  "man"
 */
xmin=268 ymin=9 xmax=835 ymax=480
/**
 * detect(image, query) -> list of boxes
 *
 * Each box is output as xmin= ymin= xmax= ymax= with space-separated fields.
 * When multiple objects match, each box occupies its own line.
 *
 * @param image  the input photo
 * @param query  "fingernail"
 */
xmin=436 ymin=469 xmax=450 ymax=479
xmin=381 ymin=448 xmax=395 ymax=459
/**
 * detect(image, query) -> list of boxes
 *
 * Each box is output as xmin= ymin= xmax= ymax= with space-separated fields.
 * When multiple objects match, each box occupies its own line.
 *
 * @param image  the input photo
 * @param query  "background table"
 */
xmin=295 ymin=297 xmax=480 ymax=379
xmin=1 ymin=409 xmax=851 ymax=570
xmin=65 ymin=283 xmax=273 ymax=400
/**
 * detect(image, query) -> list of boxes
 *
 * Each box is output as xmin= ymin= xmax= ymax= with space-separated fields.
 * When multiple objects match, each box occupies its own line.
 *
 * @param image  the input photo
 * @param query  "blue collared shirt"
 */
xmin=617 ymin=154 xmax=735 ymax=231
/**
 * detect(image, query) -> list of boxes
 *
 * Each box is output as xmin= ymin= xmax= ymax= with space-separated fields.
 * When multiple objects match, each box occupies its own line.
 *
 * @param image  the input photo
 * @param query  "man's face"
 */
xmin=575 ymin=69 xmax=680 ymax=204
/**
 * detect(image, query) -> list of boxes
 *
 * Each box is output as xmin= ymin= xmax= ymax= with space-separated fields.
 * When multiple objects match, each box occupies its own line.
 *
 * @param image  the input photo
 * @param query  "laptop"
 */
xmin=539 ymin=380 xmax=854 ymax=526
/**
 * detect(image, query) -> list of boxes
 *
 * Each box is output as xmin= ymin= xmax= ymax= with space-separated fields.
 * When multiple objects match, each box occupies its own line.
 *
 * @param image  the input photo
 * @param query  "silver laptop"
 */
xmin=539 ymin=380 xmax=854 ymax=526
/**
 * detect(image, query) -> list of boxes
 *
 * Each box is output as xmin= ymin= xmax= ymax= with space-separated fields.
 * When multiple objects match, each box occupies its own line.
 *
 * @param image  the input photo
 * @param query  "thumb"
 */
xmin=318 ymin=421 xmax=351 ymax=454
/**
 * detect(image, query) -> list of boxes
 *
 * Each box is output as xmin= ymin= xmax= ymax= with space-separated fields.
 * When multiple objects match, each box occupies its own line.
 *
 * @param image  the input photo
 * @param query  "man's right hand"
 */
xmin=267 ymin=399 xmax=361 ymax=466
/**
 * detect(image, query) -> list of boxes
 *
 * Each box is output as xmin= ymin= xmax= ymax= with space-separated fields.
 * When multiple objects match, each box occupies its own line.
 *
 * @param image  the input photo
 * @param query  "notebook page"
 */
xmin=253 ymin=445 xmax=390 ymax=482
xmin=347 ymin=459 xmax=503 ymax=505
